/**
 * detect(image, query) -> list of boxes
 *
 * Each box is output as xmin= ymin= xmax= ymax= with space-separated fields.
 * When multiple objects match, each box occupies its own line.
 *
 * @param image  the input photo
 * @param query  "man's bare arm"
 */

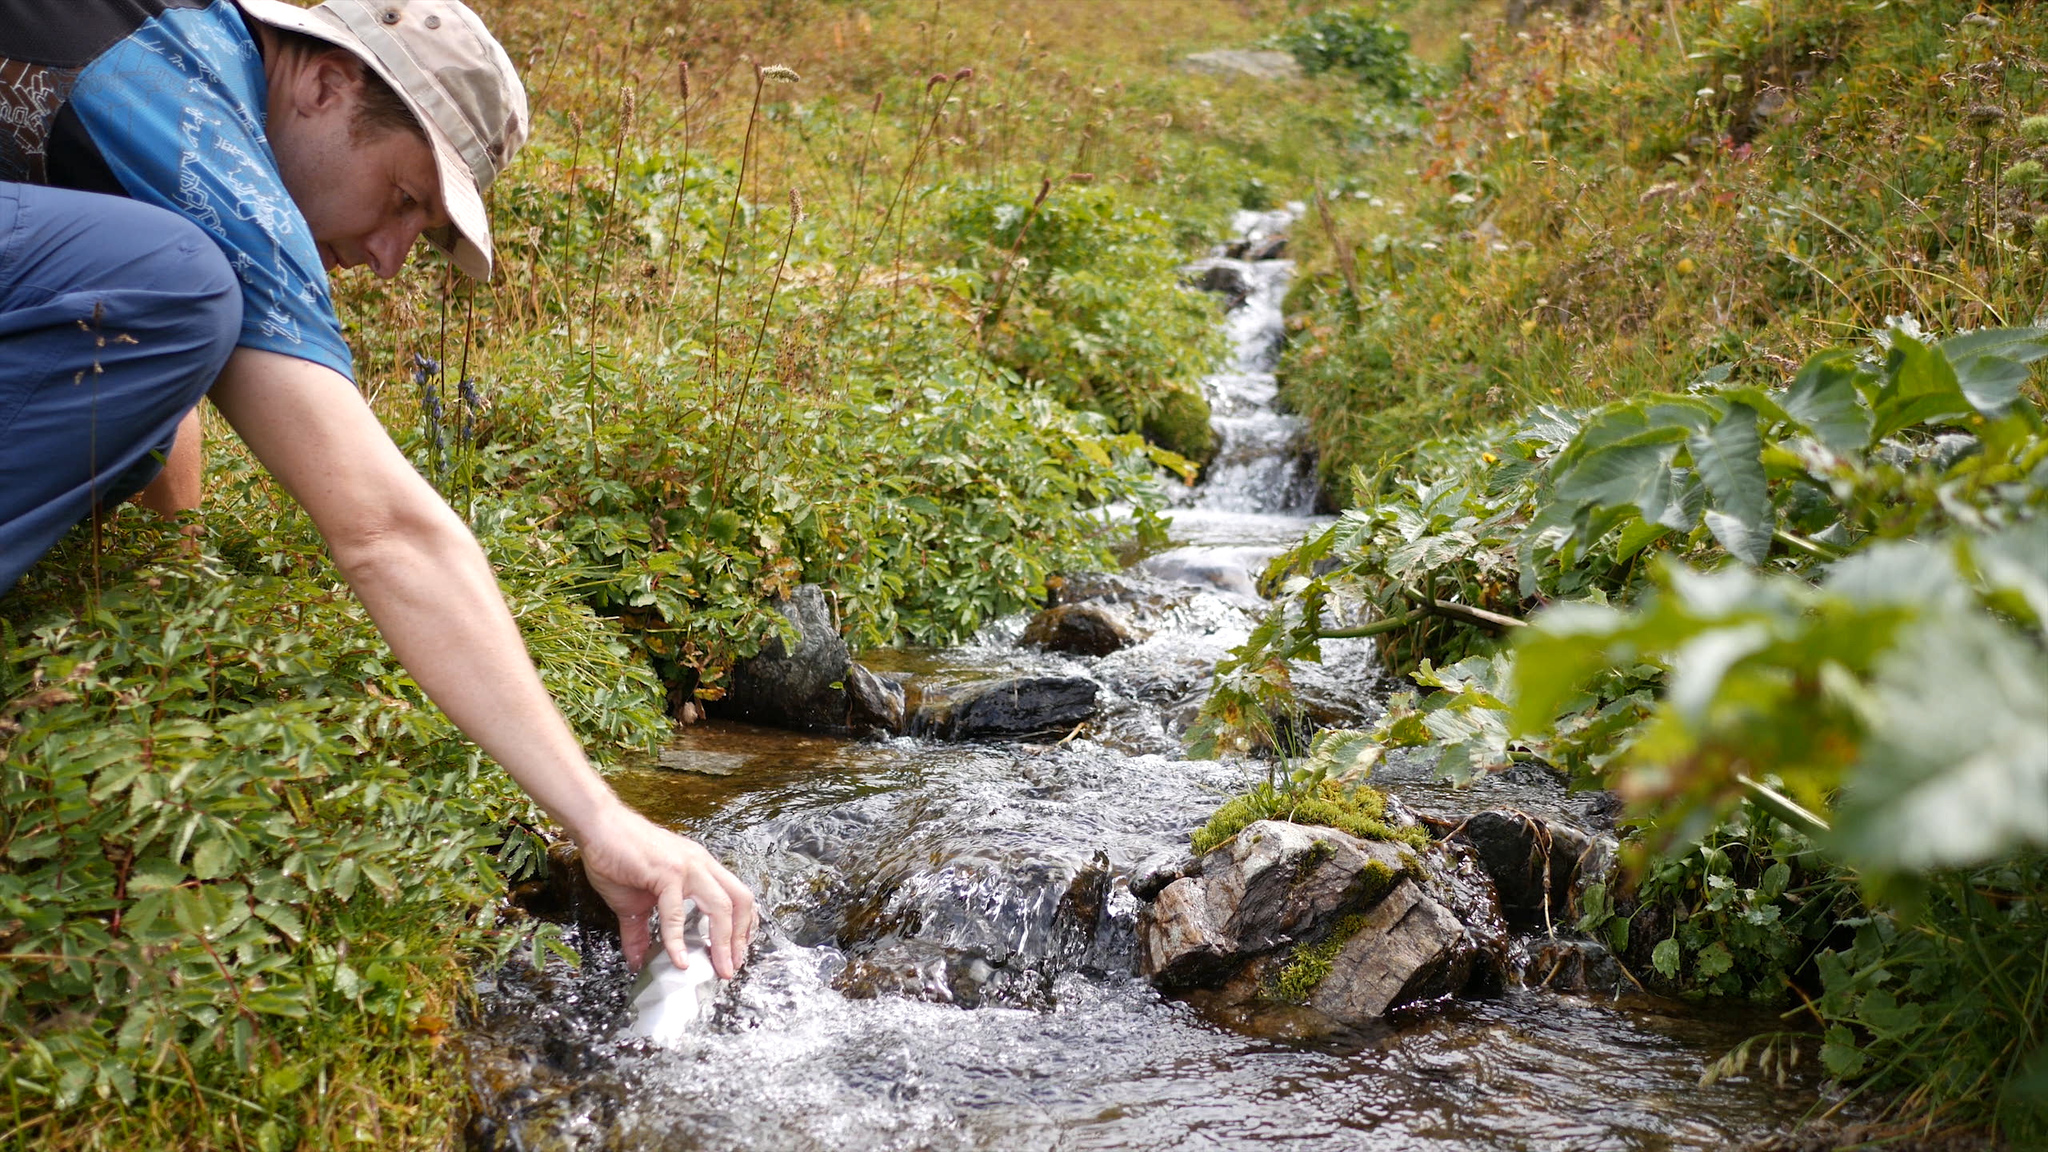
xmin=207 ymin=347 xmax=755 ymax=975
xmin=135 ymin=408 xmax=203 ymax=514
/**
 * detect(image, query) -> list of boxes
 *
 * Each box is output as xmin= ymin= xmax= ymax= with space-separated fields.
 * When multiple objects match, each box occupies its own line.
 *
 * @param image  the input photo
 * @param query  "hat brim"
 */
xmin=236 ymin=0 xmax=497 ymax=279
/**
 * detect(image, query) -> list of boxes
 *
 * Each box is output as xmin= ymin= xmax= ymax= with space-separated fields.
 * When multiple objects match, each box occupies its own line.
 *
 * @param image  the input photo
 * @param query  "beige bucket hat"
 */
xmin=236 ymin=0 xmax=530 ymax=279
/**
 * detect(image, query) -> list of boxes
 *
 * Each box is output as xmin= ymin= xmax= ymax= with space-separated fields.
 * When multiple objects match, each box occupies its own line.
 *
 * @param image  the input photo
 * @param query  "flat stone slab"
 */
xmin=1178 ymin=49 xmax=1303 ymax=81
xmin=908 ymin=675 xmax=1100 ymax=741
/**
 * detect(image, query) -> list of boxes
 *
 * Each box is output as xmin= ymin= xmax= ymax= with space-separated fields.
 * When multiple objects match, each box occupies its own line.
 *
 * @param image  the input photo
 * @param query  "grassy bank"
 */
xmin=1281 ymin=0 xmax=2048 ymax=502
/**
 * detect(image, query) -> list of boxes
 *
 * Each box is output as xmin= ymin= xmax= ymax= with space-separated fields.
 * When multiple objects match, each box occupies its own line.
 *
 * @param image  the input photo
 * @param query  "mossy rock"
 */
xmin=1143 ymin=386 xmax=1217 ymax=469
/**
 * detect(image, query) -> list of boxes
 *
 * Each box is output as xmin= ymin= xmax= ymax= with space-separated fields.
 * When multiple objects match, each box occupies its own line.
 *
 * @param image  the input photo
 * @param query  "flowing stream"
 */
xmin=466 ymin=211 xmax=1824 ymax=1151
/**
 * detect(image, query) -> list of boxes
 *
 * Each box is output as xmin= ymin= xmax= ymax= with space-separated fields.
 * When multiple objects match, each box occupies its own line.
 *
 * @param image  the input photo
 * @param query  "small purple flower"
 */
xmin=412 ymin=352 xmax=443 ymax=385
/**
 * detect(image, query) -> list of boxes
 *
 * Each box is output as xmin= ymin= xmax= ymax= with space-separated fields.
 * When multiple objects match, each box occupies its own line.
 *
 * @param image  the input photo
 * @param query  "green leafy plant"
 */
xmin=1192 ymin=324 xmax=2048 ymax=1137
xmin=0 ymin=519 xmax=652 ymax=1146
xmin=1269 ymin=6 xmax=1433 ymax=102
xmin=945 ymin=183 xmax=1223 ymax=461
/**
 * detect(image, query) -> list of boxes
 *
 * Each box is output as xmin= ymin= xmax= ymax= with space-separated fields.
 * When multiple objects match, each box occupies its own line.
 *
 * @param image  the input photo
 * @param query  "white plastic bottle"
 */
xmin=622 ymin=907 xmax=721 ymax=1045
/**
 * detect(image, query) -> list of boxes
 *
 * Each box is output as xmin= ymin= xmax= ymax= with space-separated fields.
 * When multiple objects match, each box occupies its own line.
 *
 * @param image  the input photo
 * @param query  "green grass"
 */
xmin=1275 ymin=0 xmax=2048 ymax=501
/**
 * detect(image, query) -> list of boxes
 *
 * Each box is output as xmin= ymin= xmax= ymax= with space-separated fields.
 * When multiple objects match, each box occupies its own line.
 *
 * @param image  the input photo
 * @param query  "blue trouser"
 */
xmin=0 ymin=182 xmax=241 ymax=594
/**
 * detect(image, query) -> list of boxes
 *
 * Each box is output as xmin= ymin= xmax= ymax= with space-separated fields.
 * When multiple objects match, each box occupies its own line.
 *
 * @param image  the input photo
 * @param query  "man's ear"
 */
xmin=293 ymin=50 xmax=366 ymax=120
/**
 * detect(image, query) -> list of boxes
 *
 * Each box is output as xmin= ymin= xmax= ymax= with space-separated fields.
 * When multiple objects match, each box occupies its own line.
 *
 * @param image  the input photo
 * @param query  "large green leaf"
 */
xmin=1833 ymin=613 xmax=2048 ymax=872
xmin=1689 ymin=403 xmax=1771 ymax=566
xmin=1871 ymin=332 xmax=1973 ymax=442
xmin=1937 ymin=326 xmax=2048 ymax=416
xmin=1972 ymin=520 xmax=2048 ymax=629
xmin=1781 ymin=350 xmax=1874 ymax=456
xmin=1552 ymin=437 xmax=1687 ymax=521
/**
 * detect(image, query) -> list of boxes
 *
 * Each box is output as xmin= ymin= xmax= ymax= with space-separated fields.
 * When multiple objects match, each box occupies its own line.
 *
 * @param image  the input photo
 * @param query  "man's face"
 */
xmin=271 ymin=52 xmax=449 ymax=280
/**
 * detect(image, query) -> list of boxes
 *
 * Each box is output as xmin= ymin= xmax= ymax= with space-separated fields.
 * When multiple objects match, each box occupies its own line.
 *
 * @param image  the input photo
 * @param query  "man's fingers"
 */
xmin=618 ymin=909 xmax=652 ymax=973
xmin=656 ymin=883 xmax=692 ymax=973
xmin=686 ymin=880 xmax=736 ymax=979
xmin=721 ymin=867 xmax=758 ymax=961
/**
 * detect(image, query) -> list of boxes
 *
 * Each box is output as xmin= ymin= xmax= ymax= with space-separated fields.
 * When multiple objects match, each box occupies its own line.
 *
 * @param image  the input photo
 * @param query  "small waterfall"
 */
xmin=1174 ymin=206 xmax=1320 ymax=520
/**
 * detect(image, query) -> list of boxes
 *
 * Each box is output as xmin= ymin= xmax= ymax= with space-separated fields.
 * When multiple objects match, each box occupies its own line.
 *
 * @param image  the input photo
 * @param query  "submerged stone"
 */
xmin=908 ymin=675 xmax=1100 ymax=741
xmin=1022 ymin=602 xmax=1140 ymax=657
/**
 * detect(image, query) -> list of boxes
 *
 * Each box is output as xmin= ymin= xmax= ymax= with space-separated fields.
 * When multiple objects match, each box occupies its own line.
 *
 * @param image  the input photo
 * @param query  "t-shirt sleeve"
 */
xmin=64 ymin=4 xmax=354 ymax=381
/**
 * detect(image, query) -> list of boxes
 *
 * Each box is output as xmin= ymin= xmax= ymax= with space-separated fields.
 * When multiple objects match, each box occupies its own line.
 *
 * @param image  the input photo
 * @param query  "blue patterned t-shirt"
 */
xmin=0 ymin=0 xmax=354 ymax=380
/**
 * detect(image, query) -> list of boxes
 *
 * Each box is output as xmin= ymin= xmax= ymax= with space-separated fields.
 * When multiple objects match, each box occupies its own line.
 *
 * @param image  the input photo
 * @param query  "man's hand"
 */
xmin=575 ymin=804 xmax=758 ymax=976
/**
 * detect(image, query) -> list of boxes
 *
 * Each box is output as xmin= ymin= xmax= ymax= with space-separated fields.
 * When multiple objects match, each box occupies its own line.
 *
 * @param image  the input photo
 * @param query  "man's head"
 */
xmin=240 ymin=0 xmax=530 ymax=280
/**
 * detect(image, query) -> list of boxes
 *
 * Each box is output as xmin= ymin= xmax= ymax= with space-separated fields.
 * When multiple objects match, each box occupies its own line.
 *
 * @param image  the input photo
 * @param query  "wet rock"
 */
xmin=1522 ymin=938 xmax=1626 ymax=993
xmin=1177 ymin=49 xmax=1304 ymax=82
xmin=509 ymin=842 xmax=618 ymax=933
xmin=1138 ymin=873 xmax=1237 ymax=989
xmin=1046 ymin=571 xmax=1148 ymax=607
xmin=1184 ymin=259 xmax=1252 ymax=310
xmin=1138 ymin=821 xmax=1414 ymax=985
xmin=1220 ymin=233 xmax=1290 ymax=262
xmin=1044 ymin=572 xmax=1218 ymax=635
xmin=1242 ymin=234 xmax=1287 ymax=261
xmin=845 ymin=662 xmax=906 ymax=737
xmin=714 ymin=585 xmax=849 ymax=732
xmin=1307 ymin=878 xmax=1475 ymax=1023
xmin=908 ymin=675 xmax=1100 ymax=741
xmin=1136 ymin=820 xmax=1508 ymax=1029
xmin=1135 ymin=547 xmax=1264 ymax=600
xmin=1450 ymin=810 xmax=1615 ymax=934
xmin=1022 ymin=602 xmax=1139 ymax=657
xmin=1129 ymin=848 xmax=1195 ymax=902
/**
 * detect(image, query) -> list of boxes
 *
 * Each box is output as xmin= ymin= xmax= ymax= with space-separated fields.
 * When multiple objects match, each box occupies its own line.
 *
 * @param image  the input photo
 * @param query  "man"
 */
xmin=0 ymin=0 xmax=756 ymax=978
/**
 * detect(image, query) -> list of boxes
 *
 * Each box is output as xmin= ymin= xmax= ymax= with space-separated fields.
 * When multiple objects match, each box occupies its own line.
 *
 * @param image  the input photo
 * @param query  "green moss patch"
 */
xmin=1142 ymin=386 xmax=1217 ymax=469
xmin=1271 ymin=912 xmax=1371 ymax=1003
xmin=1192 ymin=779 xmax=1432 ymax=855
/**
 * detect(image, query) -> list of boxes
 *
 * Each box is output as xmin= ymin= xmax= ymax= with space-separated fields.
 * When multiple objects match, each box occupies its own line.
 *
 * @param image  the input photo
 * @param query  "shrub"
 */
xmin=1269 ymin=7 xmax=1432 ymax=102
xmin=0 ymin=509 xmax=660 ymax=1146
xmin=944 ymin=183 xmax=1223 ymax=448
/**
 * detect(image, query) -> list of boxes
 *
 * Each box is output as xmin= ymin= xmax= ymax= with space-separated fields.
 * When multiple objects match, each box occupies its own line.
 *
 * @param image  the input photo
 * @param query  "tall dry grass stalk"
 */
xmin=584 ymin=85 xmax=637 ymax=464
xmin=713 ymin=186 xmax=807 ymax=500
xmin=709 ymin=64 xmax=774 ymax=388
xmin=975 ymin=176 xmax=1052 ymax=337
xmin=663 ymin=60 xmax=696 ymax=307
